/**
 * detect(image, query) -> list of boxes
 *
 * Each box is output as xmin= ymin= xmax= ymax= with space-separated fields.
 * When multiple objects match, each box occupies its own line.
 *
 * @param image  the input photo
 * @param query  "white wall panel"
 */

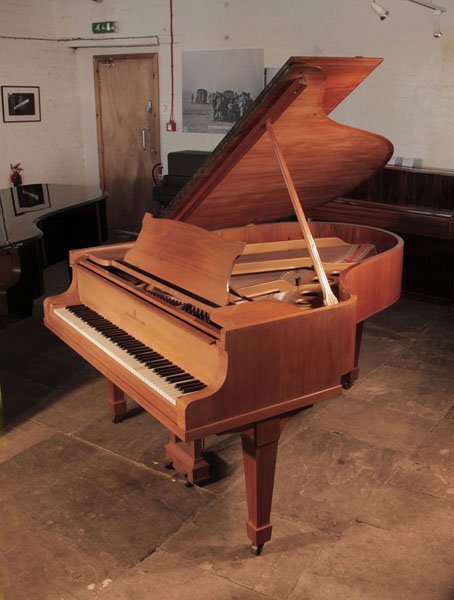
xmin=1 ymin=0 xmax=453 ymax=190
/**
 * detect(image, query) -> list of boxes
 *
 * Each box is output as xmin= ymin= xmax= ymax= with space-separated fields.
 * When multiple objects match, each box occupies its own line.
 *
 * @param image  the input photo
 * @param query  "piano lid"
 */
xmin=163 ymin=56 xmax=393 ymax=231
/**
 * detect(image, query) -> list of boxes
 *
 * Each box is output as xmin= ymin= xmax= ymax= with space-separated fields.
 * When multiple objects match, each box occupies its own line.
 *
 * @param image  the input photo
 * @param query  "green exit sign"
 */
xmin=92 ymin=21 xmax=118 ymax=34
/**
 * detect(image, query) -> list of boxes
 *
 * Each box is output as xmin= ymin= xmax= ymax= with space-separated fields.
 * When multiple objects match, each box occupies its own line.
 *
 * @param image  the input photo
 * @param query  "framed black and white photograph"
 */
xmin=11 ymin=184 xmax=50 ymax=216
xmin=182 ymin=49 xmax=264 ymax=134
xmin=2 ymin=86 xmax=41 ymax=123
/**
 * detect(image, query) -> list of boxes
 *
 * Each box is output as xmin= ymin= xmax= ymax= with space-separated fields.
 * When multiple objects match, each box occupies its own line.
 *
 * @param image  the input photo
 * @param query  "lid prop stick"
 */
xmin=266 ymin=120 xmax=338 ymax=306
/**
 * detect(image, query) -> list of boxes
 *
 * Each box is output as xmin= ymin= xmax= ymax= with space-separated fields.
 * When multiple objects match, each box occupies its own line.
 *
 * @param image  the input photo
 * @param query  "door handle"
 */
xmin=142 ymin=127 xmax=150 ymax=151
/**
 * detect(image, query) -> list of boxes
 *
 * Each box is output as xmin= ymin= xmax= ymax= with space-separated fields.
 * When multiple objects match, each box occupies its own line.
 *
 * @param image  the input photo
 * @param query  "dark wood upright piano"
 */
xmin=307 ymin=165 xmax=454 ymax=302
xmin=44 ymin=57 xmax=403 ymax=555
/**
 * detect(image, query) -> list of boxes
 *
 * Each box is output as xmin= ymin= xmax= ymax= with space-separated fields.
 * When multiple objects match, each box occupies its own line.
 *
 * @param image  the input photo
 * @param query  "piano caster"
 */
xmin=113 ymin=415 xmax=123 ymax=424
xmin=164 ymin=459 xmax=174 ymax=470
xmin=251 ymin=544 xmax=264 ymax=556
xmin=341 ymin=375 xmax=353 ymax=390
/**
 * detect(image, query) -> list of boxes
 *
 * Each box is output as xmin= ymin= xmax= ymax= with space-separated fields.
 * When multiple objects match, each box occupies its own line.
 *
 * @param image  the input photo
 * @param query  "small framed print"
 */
xmin=11 ymin=184 xmax=50 ymax=216
xmin=2 ymin=86 xmax=41 ymax=123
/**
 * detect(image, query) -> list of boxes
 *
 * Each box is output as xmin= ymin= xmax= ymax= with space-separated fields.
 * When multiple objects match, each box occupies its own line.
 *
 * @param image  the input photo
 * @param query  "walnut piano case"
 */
xmin=44 ymin=56 xmax=403 ymax=555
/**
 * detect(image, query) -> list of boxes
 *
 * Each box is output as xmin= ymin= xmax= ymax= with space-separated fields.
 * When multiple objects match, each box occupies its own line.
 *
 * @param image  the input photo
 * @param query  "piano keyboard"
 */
xmin=54 ymin=304 xmax=207 ymax=406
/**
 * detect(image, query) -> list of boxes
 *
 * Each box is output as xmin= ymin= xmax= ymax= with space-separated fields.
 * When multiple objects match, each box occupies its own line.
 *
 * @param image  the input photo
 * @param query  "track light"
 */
xmin=406 ymin=0 xmax=446 ymax=12
xmin=371 ymin=1 xmax=389 ymax=20
xmin=433 ymin=9 xmax=442 ymax=37
xmin=406 ymin=1 xmax=446 ymax=38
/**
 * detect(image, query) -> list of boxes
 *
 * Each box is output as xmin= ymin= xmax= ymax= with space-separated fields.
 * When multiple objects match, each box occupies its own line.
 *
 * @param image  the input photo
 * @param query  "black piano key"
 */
xmin=111 ymin=335 xmax=135 ymax=343
xmin=180 ymin=383 xmax=207 ymax=393
xmin=176 ymin=378 xmax=203 ymax=389
xmin=125 ymin=344 xmax=149 ymax=353
xmin=167 ymin=374 xmax=194 ymax=383
xmin=126 ymin=342 xmax=149 ymax=349
xmin=88 ymin=320 xmax=109 ymax=327
xmin=103 ymin=328 xmax=127 ymax=336
xmin=119 ymin=340 xmax=142 ymax=347
xmin=155 ymin=369 xmax=184 ymax=378
xmin=114 ymin=338 xmax=138 ymax=346
xmin=136 ymin=356 xmax=163 ymax=364
xmin=155 ymin=366 xmax=183 ymax=376
xmin=111 ymin=339 xmax=135 ymax=347
xmin=178 ymin=385 xmax=207 ymax=394
xmin=136 ymin=351 xmax=162 ymax=359
xmin=146 ymin=360 xmax=172 ymax=368
xmin=135 ymin=352 xmax=161 ymax=360
xmin=141 ymin=356 xmax=169 ymax=364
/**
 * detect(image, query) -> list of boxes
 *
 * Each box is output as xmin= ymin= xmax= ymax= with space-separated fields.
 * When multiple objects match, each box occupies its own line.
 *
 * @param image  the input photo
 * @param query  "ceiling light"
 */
xmin=406 ymin=1 xmax=446 ymax=38
xmin=433 ymin=9 xmax=442 ymax=36
xmin=371 ymin=1 xmax=389 ymax=20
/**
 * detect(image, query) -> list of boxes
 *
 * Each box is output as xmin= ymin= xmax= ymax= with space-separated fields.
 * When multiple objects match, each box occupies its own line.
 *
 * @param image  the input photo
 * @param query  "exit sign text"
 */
xmin=92 ymin=22 xmax=118 ymax=34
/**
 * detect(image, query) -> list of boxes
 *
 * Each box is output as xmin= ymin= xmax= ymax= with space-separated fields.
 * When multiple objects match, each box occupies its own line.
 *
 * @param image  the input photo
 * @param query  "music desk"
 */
xmin=0 ymin=184 xmax=108 ymax=324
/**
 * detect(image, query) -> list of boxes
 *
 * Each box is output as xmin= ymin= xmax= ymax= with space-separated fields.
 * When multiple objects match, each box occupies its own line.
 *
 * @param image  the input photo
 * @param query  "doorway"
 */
xmin=94 ymin=53 xmax=161 ymax=235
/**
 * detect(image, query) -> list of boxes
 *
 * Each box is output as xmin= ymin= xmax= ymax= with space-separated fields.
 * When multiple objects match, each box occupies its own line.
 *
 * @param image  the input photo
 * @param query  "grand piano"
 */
xmin=44 ymin=57 xmax=403 ymax=555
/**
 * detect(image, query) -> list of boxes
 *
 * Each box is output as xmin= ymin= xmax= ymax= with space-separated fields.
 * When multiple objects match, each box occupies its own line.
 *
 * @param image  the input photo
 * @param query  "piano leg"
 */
xmin=165 ymin=435 xmax=211 ymax=486
xmin=341 ymin=321 xmax=363 ymax=389
xmin=106 ymin=380 xmax=127 ymax=423
xmin=240 ymin=417 xmax=282 ymax=555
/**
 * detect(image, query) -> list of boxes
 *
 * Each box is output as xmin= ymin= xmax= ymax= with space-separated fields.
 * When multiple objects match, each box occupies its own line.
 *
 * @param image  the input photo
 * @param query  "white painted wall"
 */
xmin=1 ymin=0 xmax=453 ymax=190
xmin=0 ymin=2 xmax=85 ymax=189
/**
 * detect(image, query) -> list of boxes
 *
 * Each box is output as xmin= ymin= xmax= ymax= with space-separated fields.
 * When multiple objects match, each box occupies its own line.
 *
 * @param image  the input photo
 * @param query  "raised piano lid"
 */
xmin=162 ymin=56 xmax=393 ymax=230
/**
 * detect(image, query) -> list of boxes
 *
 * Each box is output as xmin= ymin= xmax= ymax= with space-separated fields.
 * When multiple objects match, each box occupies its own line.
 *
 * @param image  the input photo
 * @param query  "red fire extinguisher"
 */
xmin=10 ymin=163 xmax=23 ymax=187
xmin=152 ymin=162 xmax=163 ymax=185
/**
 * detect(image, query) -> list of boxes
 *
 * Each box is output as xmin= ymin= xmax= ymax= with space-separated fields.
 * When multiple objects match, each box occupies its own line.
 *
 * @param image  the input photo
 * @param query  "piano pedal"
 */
xmin=170 ymin=470 xmax=193 ymax=486
xmin=165 ymin=461 xmax=194 ymax=487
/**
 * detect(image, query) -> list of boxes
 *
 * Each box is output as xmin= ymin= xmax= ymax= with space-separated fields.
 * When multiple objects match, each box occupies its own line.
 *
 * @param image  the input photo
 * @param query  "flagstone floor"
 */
xmin=1 ymin=262 xmax=454 ymax=600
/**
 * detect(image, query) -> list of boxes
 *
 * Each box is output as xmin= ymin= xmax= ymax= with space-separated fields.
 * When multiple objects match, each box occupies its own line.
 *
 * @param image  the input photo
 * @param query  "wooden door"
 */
xmin=94 ymin=53 xmax=161 ymax=234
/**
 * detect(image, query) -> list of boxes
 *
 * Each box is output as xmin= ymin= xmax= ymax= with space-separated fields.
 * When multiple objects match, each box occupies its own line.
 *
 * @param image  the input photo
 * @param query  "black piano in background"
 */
xmin=307 ymin=165 xmax=454 ymax=302
xmin=0 ymin=184 xmax=108 ymax=325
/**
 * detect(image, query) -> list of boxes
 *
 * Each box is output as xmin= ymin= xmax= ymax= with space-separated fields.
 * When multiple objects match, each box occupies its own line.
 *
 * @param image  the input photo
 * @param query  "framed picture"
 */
xmin=2 ymin=86 xmax=41 ymax=123
xmin=182 ymin=49 xmax=264 ymax=134
xmin=11 ymin=184 xmax=50 ymax=216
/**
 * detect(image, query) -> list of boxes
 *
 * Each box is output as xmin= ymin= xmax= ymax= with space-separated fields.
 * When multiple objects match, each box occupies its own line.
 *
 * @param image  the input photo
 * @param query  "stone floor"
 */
xmin=1 ymin=264 xmax=454 ymax=600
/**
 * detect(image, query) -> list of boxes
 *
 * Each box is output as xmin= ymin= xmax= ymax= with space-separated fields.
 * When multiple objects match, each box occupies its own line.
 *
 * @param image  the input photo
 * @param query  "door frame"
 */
xmin=93 ymin=52 xmax=160 ymax=190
